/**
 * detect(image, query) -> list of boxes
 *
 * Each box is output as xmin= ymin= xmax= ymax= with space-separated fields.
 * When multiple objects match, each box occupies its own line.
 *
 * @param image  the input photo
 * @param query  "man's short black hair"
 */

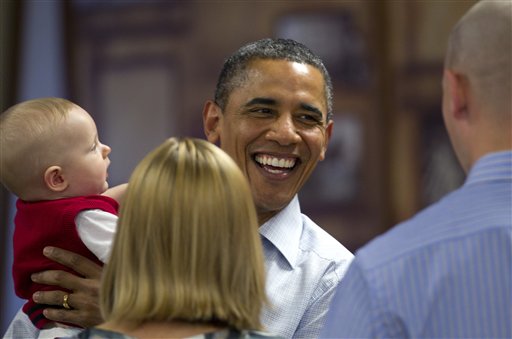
xmin=214 ymin=38 xmax=334 ymax=122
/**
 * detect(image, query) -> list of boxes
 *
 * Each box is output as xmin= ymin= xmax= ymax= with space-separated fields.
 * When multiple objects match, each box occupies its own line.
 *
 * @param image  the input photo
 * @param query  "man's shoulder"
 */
xmin=356 ymin=181 xmax=511 ymax=271
xmin=300 ymin=213 xmax=354 ymax=266
xmin=354 ymin=197 xmax=454 ymax=270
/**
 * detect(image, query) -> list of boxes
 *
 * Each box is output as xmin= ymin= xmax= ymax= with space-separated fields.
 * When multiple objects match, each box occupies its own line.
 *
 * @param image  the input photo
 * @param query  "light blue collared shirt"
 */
xmin=321 ymin=151 xmax=512 ymax=338
xmin=260 ymin=195 xmax=354 ymax=339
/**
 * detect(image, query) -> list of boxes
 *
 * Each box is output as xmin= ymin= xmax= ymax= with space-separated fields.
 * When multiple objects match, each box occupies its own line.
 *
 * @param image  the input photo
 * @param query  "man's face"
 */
xmin=204 ymin=59 xmax=332 ymax=224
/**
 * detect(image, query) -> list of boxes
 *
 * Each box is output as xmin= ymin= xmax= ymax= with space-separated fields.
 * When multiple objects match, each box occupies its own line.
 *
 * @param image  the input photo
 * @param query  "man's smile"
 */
xmin=254 ymin=153 xmax=298 ymax=175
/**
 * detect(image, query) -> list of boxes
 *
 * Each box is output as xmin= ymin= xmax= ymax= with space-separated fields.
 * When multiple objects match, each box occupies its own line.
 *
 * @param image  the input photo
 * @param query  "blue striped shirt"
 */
xmin=321 ymin=151 xmax=512 ymax=338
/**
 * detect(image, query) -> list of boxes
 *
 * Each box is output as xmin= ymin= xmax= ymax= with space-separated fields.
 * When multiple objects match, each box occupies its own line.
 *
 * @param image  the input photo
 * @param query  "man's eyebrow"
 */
xmin=300 ymin=103 xmax=323 ymax=119
xmin=243 ymin=98 xmax=325 ymax=120
xmin=244 ymin=97 xmax=277 ymax=107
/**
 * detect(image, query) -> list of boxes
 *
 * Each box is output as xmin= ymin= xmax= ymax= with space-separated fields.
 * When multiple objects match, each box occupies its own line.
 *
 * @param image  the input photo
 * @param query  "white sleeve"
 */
xmin=75 ymin=209 xmax=118 ymax=263
xmin=3 ymin=308 xmax=38 ymax=339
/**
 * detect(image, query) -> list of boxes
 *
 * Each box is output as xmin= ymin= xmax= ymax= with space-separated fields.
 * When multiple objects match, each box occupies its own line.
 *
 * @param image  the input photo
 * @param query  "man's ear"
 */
xmin=44 ymin=166 xmax=67 ymax=192
xmin=444 ymin=69 xmax=469 ymax=121
xmin=319 ymin=119 xmax=334 ymax=161
xmin=202 ymin=100 xmax=222 ymax=144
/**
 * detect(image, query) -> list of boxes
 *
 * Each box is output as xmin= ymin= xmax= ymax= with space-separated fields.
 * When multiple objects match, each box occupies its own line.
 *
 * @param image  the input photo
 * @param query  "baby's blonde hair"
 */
xmin=101 ymin=137 xmax=267 ymax=331
xmin=0 ymin=97 xmax=76 ymax=198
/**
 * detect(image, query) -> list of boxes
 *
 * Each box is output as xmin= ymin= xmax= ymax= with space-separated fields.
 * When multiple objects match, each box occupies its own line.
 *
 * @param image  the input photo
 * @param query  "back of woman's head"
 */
xmin=101 ymin=137 xmax=267 ymax=331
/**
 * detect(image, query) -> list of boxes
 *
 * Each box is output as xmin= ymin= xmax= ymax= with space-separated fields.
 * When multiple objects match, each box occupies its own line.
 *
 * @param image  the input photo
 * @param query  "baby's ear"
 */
xmin=44 ymin=166 xmax=67 ymax=192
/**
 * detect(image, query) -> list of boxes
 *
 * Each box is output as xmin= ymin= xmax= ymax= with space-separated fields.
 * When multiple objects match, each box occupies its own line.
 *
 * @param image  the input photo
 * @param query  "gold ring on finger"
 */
xmin=62 ymin=293 xmax=72 ymax=310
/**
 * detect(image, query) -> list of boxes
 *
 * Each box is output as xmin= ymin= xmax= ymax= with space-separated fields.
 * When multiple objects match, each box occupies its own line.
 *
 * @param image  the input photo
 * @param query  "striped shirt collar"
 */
xmin=465 ymin=150 xmax=512 ymax=186
xmin=259 ymin=195 xmax=302 ymax=269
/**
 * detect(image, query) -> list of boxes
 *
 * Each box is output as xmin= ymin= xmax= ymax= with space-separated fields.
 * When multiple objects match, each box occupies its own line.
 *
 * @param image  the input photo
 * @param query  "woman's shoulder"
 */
xmin=195 ymin=328 xmax=284 ymax=339
xmin=68 ymin=327 xmax=137 ymax=339
xmin=65 ymin=327 xmax=283 ymax=339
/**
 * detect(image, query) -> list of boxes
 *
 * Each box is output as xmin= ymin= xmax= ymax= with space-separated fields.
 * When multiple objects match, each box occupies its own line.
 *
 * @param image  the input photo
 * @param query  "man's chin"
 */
xmin=255 ymin=196 xmax=292 ymax=222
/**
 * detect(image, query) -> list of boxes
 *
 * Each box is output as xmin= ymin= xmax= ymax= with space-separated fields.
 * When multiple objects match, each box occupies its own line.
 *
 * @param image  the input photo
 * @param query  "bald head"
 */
xmin=445 ymin=0 xmax=512 ymax=120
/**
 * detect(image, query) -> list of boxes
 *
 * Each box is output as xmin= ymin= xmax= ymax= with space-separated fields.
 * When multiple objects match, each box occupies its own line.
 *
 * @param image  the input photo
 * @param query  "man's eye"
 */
xmin=249 ymin=108 xmax=273 ymax=116
xmin=298 ymin=114 xmax=322 ymax=125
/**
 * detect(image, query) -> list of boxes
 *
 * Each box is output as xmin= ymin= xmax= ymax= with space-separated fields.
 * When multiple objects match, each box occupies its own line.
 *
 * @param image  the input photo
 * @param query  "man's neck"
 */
xmin=257 ymin=210 xmax=279 ymax=226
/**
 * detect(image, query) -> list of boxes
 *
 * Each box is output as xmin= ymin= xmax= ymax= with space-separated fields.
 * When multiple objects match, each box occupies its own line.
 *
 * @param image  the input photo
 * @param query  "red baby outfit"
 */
xmin=12 ymin=196 xmax=118 ymax=329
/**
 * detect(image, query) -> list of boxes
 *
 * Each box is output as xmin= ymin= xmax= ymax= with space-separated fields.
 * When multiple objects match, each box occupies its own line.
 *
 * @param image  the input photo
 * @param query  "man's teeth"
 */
xmin=255 ymin=155 xmax=295 ymax=168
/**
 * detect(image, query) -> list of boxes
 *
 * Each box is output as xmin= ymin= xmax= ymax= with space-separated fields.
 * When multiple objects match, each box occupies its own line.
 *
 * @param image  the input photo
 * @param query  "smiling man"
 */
xmin=203 ymin=39 xmax=354 ymax=338
xmin=4 ymin=39 xmax=353 ymax=339
xmin=204 ymin=57 xmax=330 ymax=225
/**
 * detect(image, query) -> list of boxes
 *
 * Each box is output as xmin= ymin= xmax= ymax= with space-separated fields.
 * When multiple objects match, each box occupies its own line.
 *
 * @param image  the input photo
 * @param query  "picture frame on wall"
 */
xmin=274 ymin=9 xmax=371 ymax=88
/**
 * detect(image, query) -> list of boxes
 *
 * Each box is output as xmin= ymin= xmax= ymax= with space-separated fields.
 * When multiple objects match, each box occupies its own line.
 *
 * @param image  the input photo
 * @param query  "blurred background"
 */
xmin=1 ymin=0 xmax=474 ymax=333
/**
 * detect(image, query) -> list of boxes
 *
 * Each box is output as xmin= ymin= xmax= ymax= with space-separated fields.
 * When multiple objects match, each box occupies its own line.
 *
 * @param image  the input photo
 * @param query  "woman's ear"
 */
xmin=44 ymin=166 xmax=68 ymax=192
xmin=202 ymin=100 xmax=222 ymax=144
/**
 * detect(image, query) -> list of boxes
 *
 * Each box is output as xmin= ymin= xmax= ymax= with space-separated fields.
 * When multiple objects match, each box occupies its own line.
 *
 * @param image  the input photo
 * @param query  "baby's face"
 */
xmin=56 ymin=106 xmax=112 ymax=196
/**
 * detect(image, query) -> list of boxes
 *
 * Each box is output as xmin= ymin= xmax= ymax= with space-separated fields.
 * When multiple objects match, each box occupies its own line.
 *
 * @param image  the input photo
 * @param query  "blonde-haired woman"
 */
xmin=74 ymin=137 xmax=280 ymax=339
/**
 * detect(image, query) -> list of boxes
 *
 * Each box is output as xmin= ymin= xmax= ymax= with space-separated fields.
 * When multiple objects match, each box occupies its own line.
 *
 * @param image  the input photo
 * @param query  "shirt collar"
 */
xmin=259 ymin=195 xmax=302 ymax=269
xmin=465 ymin=150 xmax=512 ymax=186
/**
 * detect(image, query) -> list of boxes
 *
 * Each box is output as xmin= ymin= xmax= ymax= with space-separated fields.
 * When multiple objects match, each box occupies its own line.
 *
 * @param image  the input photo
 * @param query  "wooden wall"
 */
xmin=61 ymin=1 xmax=475 ymax=251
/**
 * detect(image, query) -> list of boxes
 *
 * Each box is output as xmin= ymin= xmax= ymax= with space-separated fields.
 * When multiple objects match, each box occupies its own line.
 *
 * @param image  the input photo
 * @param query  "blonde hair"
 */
xmin=100 ymin=137 xmax=267 ymax=331
xmin=0 ymin=97 xmax=76 ymax=197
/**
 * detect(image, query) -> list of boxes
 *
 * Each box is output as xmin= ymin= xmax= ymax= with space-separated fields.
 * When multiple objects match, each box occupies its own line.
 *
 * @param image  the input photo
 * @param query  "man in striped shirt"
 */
xmin=321 ymin=1 xmax=512 ymax=337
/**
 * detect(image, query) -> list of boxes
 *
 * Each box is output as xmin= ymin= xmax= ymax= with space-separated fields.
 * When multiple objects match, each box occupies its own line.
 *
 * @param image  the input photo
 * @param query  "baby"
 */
xmin=0 ymin=97 xmax=125 ymax=338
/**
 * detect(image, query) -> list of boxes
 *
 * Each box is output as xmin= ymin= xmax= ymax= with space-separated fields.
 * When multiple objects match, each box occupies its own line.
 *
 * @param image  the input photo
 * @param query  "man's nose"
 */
xmin=265 ymin=113 xmax=301 ymax=145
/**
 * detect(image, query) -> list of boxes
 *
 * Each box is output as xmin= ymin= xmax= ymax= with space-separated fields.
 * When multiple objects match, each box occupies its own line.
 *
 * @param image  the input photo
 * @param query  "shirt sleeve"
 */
xmin=75 ymin=209 xmax=118 ymax=264
xmin=293 ymin=268 xmax=342 ymax=339
xmin=3 ymin=307 xmax=39 ymax=339
xmin=320 ymin=259 xmax=376 ymax=338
